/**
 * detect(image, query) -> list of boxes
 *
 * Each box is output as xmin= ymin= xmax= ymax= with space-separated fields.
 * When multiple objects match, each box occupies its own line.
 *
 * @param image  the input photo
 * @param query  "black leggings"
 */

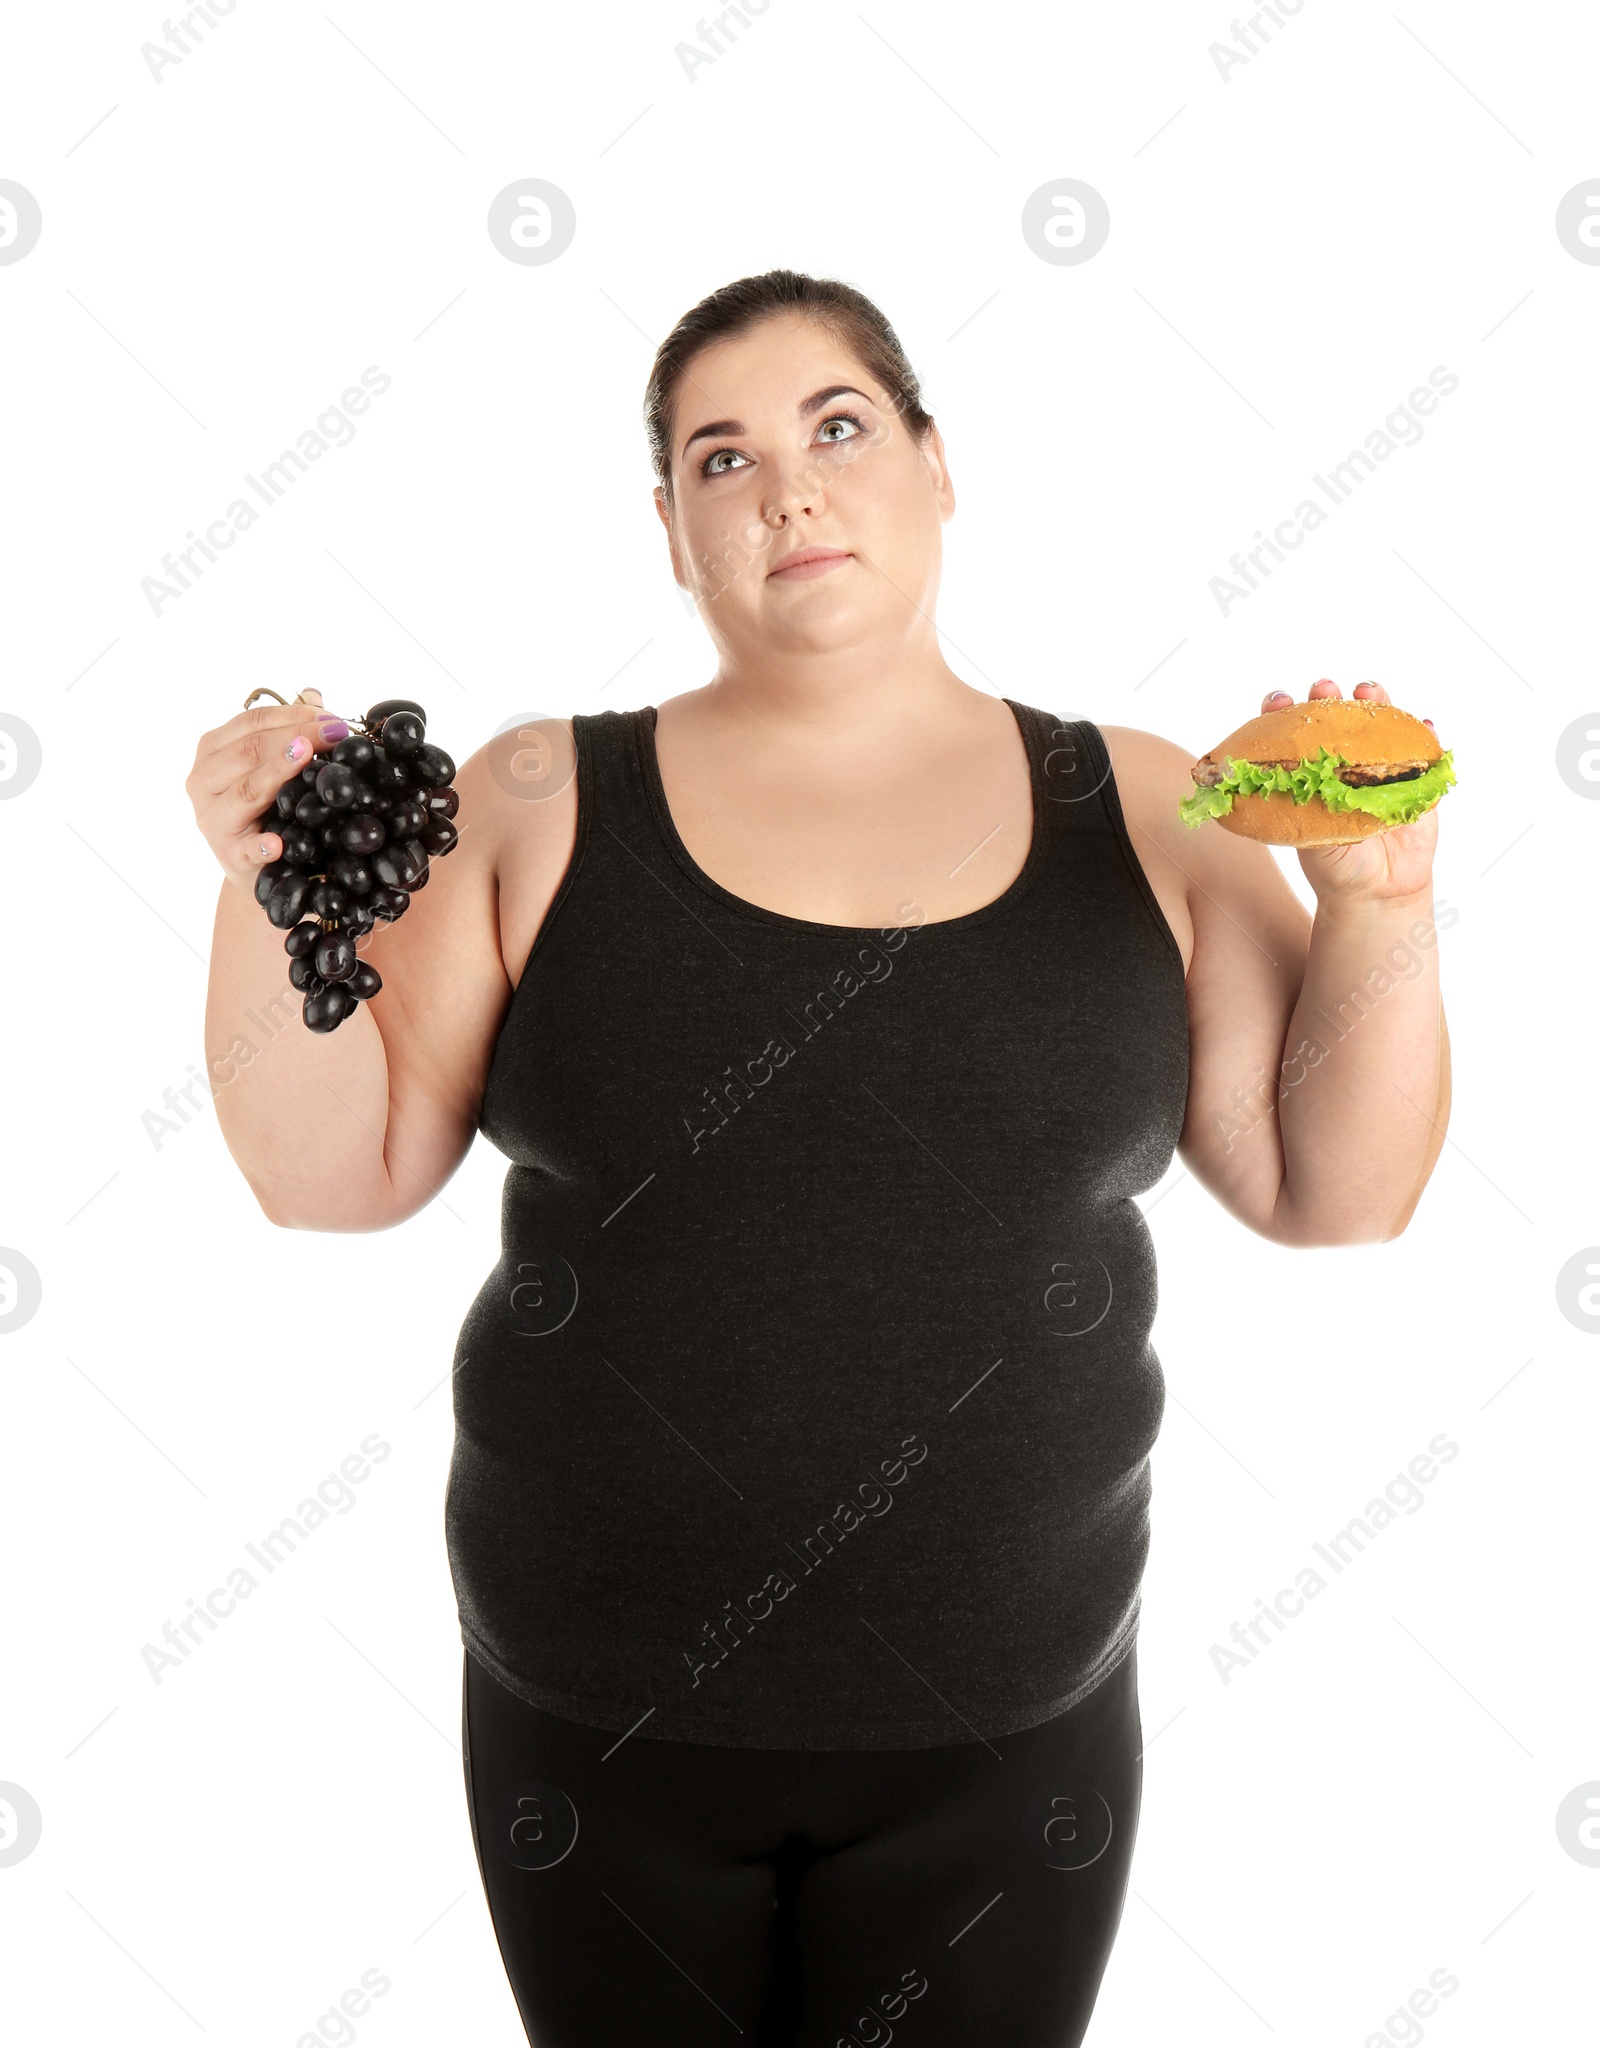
xmin=461 ymin=1646 xmax=1143 ymax=2047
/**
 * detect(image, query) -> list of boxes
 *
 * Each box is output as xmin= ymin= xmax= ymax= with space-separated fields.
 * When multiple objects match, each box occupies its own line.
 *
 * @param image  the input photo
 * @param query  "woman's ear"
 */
xmin=653 ymin=486 xmax=686 ymax=586
xmin=923 ymin=424 xmax=955 ymax=520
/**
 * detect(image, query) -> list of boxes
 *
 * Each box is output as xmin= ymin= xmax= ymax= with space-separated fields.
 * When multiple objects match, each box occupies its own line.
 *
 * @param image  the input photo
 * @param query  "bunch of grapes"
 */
xmin=251 ymin=697 xmax=460 ymax=1033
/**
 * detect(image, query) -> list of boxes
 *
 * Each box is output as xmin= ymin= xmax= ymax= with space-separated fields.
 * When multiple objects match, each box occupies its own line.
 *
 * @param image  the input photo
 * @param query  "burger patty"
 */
xmin=1193 ymin=756 xmax=1430 ymax=789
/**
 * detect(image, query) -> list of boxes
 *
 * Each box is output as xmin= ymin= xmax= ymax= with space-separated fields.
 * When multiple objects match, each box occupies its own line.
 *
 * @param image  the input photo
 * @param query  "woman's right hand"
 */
xmin=186 ymin=685 xmax=353 ymax=894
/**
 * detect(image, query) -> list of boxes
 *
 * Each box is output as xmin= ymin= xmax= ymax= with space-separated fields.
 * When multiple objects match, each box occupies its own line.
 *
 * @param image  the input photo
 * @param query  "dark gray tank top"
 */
xmin=446 ymin=701 xmax=1190 ymax=1748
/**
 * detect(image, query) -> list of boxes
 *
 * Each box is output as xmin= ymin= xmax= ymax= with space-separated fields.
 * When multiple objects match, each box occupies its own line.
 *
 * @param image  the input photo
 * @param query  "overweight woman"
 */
xmin=191 ymin=269 xmax=1450 ymax=2047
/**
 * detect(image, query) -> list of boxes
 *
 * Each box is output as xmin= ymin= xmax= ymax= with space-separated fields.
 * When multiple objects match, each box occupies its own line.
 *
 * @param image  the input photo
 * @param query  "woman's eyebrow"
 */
xmin=680 ymin=385 xmax=873 ymax=461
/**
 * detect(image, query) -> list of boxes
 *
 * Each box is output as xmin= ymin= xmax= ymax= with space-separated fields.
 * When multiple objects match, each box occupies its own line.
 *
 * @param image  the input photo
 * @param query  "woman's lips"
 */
xmin=769 ymin=550 xmax=852 ymax=581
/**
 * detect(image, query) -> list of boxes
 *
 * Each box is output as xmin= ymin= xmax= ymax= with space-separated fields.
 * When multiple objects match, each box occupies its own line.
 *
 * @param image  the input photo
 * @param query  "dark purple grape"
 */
xmin=348 ymin=961 xmax=383 ymax=1000
xmin=381 ymin=711 xmax=425 ymax=759
xmin=284 ymin=920 xmax=321 ymax=959
xmin=266 ymin=872 xmax=315 ymax=928
xmin=330 ymin=855 xmax=374 ymax=896
xmin=288 ymin=953 xmax=324 ymax=994
xmin=369 ymin=850 xmax=404 ymax=891
xmin=369 ymin=885 xmax=409 ymax=921
xmin=316 ymin=762 xmax=359 ymax=810
xmin=295 ymin=791 xmax=332 ymax=826
xmin=302 ymin=985 xmax=347 ymax=1033
xmin=388 ymin=797 xmax=428 ymax=838
xmin=338 ymin=815 xmax=385 ymax=856
xmin=409 ymin=742 xmax=455 ymax=788
xmin=372 ymin=753 xmax=412 ymax=796
xmin=314 ymin=931 xmax=357 ymax=984
xmin=309 ymin=882 xmax=347 ymax=919
xmin=280 ymin=824 xmax=318 ymax=866
xmin=273 ymin=786 xmax=299 ymax=821
xmin=342 ymin=903 xmax=377 ymax=937
xmin=366 ymin=699 xmax=426 ymax=729
xmin=427 ymin=786 xmax=460 ymax=820
xmin=320 ymin=821 xmax=344 ymax=848
xmin=331 ymin=735 xmax=376 ymax=771
xmin=422 ymin=818 xmax=458 ymax=857
xmin=255 ymin=858 xmax=291 ymax=907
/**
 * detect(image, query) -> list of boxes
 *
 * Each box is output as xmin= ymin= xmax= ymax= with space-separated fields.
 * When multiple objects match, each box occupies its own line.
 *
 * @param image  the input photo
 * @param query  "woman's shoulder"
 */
xmin=1093 ymin=721 xmax=1201 ymax=827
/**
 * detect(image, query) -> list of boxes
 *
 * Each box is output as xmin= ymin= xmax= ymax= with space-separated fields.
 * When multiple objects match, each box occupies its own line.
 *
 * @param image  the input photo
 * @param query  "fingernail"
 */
xmin=318 ymin=718 xmax=350 ymax=740
xmin=259 ymin=838 xmax=273 ymax=857
xmin=1424 ymin=718 xmax=1435 ymax=728
xmin=286 ymin=735 xmax=308 ymax=761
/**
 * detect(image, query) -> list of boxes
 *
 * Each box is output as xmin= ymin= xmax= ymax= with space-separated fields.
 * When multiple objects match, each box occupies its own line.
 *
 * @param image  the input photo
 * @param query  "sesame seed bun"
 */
xmin=1192 ymin=698 xmax=1442 ymax=847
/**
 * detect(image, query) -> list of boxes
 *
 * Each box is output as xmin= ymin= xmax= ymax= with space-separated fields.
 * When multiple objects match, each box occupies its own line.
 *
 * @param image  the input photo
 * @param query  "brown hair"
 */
xmin=643 ymin=268 xmax=935 ymax=505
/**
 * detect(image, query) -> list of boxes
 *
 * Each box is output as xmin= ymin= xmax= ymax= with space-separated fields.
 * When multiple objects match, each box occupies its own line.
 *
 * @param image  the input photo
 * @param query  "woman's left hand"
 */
xmin=1260 ymin=678 xmax=1439 ymax=908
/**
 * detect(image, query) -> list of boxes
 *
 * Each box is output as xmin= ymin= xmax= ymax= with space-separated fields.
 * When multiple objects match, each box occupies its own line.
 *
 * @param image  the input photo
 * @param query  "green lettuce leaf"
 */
xmin=1178 ymin=746 xmax=1456 ymax=829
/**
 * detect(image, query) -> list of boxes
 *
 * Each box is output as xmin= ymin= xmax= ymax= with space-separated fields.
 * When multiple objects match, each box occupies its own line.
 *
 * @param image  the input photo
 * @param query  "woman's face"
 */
xmin=654 ymin=310 xmax=954 ymax=664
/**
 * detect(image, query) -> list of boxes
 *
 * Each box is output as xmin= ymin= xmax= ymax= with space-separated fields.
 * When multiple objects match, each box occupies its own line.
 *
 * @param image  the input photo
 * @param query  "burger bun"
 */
xmin=1194 ymin=697 xmax=1441 ymax=847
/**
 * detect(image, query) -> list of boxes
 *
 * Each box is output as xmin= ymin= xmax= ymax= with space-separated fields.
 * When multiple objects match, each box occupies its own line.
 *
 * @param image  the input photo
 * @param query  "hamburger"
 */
xmin=1178 ymin=696 xmax=1456 ymax=847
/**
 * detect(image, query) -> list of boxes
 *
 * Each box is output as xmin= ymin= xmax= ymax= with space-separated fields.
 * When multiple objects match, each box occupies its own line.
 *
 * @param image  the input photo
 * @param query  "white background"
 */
xmin=2 ymin=0 xmax=1596 ymax=2041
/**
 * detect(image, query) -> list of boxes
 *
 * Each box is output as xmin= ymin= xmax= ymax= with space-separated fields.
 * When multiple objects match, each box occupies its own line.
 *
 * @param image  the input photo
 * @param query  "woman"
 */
xmin=190 ymin=269 xmax=1449 ymax=2046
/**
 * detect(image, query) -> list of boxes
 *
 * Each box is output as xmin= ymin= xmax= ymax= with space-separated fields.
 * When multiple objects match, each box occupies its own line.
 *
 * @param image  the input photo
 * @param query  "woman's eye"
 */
xmin=700 ymin=410 xmax=868 ymax=478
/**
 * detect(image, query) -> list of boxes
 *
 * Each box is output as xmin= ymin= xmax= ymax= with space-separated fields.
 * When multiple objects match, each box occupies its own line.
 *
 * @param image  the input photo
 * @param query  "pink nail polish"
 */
xmin=286 ymin=735 xmax=309 ymax=762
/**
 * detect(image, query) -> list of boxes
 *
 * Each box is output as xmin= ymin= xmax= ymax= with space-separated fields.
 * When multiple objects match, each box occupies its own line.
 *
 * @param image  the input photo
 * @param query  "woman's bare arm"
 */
xmin=196 ymin=711 xmax=577 ymax=1233
xmin=1108 ymin=712 xmax=1449 ymax=1247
